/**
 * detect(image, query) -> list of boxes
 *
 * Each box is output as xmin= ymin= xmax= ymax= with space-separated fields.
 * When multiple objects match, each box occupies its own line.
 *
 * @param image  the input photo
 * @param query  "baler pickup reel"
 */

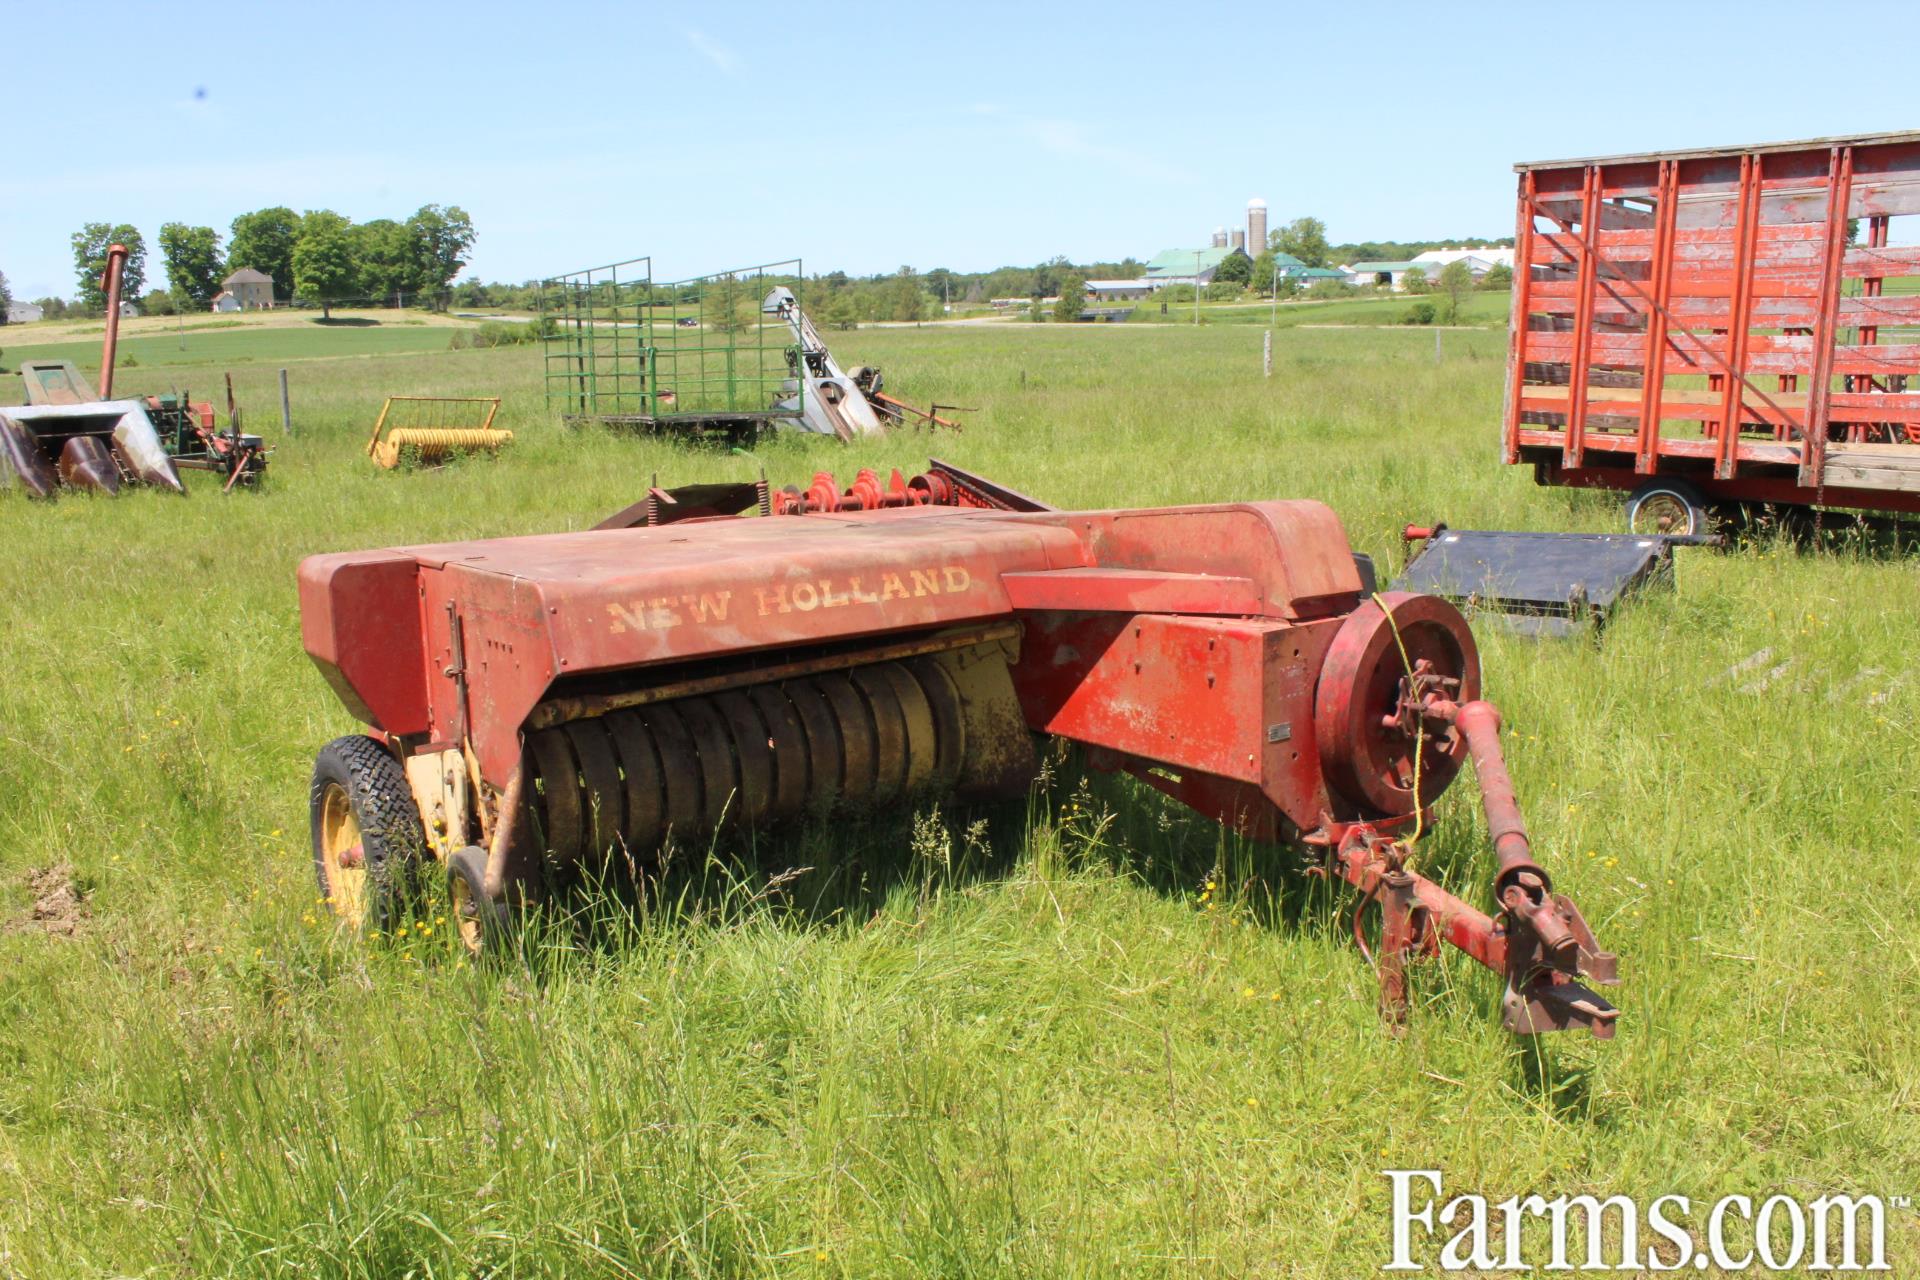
xmin=299 ymin=461 xmax=1618 ymax=1039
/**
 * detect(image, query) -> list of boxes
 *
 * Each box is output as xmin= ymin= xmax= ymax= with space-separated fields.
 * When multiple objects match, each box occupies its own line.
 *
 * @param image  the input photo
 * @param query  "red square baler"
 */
xmin=299 ymin=463 xmax=1616 ymax=1036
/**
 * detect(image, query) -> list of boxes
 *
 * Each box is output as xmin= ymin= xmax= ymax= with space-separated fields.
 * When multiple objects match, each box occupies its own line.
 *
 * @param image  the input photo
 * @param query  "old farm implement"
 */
xmin=1 ymin=246 xmax=265 ymax=497
xmin=1508 ymin=130 xmax=1920 ymax=533
xmin=299 ymin=462 xmax=1618 ymax=1037
xmin=367 ymin=397 xmax=511 ymax=469
xmin=541 ymin=260 xmax=956 ymax=442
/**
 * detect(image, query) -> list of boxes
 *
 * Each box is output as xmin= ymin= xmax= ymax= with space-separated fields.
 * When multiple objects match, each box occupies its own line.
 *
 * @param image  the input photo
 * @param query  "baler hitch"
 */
xmin=1319 ymin=686 xmax=1619 ymax=1038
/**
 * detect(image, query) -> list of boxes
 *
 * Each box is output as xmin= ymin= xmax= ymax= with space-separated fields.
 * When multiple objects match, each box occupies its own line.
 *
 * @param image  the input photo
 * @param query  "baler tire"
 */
xmin=309 ymin=735 xmax=427 ymax=936
xmin=446 ymin=845 xmax=510 ymax=959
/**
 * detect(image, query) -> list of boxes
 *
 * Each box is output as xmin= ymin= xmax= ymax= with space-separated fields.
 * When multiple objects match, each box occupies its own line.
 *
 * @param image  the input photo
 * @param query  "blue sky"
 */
xmin=4 ymin=0 xmax=1915 ymax=300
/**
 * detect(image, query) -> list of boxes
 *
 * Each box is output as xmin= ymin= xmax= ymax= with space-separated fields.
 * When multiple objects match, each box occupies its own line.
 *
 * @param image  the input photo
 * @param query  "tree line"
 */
xmin=50 ymin=206 xmax=474 ymax=321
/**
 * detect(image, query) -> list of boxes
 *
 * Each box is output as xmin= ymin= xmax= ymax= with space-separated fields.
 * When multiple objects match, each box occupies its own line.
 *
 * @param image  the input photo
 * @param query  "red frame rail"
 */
xmin=1505 ymin=131 xmax=1920 ymax=517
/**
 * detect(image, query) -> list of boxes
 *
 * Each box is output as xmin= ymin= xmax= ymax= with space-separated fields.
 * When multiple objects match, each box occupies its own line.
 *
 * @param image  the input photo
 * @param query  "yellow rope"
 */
xmin=1370 ymin=592 xmax=1426 ymax=858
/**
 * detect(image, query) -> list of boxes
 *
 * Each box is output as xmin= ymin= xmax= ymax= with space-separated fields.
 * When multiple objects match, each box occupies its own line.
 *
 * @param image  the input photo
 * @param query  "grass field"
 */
xmin=1 ymin=319 xmax=1916 ymax=1276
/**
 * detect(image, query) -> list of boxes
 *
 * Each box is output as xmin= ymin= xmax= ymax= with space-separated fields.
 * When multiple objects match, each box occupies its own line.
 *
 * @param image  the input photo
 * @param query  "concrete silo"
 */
xmin=1211 ymin=226 xmax=1228 ymax=249
xmin=1247 ymin=198 xmax=1268 ymax=254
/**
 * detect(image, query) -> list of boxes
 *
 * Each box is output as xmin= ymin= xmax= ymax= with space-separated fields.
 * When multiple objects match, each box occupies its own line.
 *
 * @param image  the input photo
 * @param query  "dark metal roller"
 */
xmin=876 ymin=663 xmax=937 ymax=796
xmin=604 ymin=709 xmax=665 ymax=853
xmin=749 ymin=684 xmax=810 ymax=821
xmin=714 ymin=691 xmax=774 ymax=828
xmin=527 ymin=728 xmax=583 ymax=861
xmin=904 ymin=657 xmax=966 ymax=790
xmin=850 ymin=666 xmax=908 ymax=805
xmin=675 ymin=696 xmax=740 ymax=831
xmin=563 ymin=718 xmax=624 ymax=856
xmin=782 ymin=678 xmax=844 ymax=818
xmin=528 ymin=653 xmax=1021 ymax=864
xmin=815 ymin=673 xmax=876 ymax=807
xmin=641 ymin=704 xmax=704 ymax=845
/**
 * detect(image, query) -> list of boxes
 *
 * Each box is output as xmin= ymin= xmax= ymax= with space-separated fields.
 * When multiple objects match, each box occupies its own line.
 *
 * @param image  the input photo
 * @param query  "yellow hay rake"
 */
xmin=367 ymin=397 xmax=512 ymax=469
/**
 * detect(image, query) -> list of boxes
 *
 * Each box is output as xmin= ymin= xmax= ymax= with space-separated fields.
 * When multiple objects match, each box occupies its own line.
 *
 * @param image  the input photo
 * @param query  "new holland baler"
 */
xmin=298 ymin=462 xmax=1617 ymax=1037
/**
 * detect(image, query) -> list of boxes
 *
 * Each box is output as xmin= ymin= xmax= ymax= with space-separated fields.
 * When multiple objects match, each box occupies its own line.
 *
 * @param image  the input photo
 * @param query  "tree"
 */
xmin=355 ymin=219 xmax=417 ymax=305
xmin=1478 ymin=262 xmax=1513 ymax=292
xmin=159 ymin=223 xmax=224 ymax=308
xmin=890 ymin=267 xmax=924 ymax=322
xmin=1054 ymin=274 xmax=1086 ymax=322
xmin=292 ymin=212 xmax=358 ymax=319
xmin=34 ymin=297 xmax=69 ymax=321
xmin=0 ymin=271 xmax=11 ymax=324
xmin=1401 ymin=266 xmax=1430 ymax=295
xmin=406 ymin=205 xmax=476 ymax=307
xmin=142 ymin=289 xmax=178 ymax=316
xmin=71 ymin=223 xmax=147 ymax=309
xmin=1274 ymin=217 xmax=1330 ymax=268
xmin=1437 ymin=260 xmax=1474 ymax=323
xmin=1214 ymin=251 xmax=1252 ymax=286
xmin=229 ymin=207 xmax=302 ymax=299
xmin=822 ymin=289 xmax=858 ymax=330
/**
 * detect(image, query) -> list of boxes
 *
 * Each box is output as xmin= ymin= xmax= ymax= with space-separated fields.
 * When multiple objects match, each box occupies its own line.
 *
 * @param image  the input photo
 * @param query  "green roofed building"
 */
xmin=1143 ymin=246 xmax=1253 ymax=287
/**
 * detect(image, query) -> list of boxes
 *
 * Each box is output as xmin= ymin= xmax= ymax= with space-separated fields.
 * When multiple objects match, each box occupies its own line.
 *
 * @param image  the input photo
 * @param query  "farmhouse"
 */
xmin=221 ymin=267 xmax=276 ymax=309
xmin=7 ymin=301 xmax=44 ymax=324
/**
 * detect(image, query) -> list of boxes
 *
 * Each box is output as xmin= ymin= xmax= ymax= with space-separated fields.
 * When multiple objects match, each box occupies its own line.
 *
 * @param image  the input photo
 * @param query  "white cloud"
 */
xmin=685 ymin=29 xmax=741 ymax=76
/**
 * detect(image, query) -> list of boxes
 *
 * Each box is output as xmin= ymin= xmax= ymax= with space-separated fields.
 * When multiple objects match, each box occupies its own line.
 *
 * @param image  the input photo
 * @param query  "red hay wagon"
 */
xmin=1505 ymin=130 xmax=1920 ymax=533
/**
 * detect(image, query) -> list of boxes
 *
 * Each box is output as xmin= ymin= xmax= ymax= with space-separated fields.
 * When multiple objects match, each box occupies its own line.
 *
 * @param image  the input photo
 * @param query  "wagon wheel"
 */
xmin=1625 ymin=479 xmax=1712 ymax=538
xmin=446 ymin=845 xmax=511 ymax=959
xmin=309 ymin=735 xmax=426 ymax=935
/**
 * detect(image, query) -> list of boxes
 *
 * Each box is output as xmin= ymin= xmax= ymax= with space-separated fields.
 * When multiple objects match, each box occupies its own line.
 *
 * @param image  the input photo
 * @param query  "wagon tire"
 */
xmin=1625 ymin=479 xmax=1713 ymax=538
xmin=311 ymin=735 xmax=427 ymax=936
xmin=447 ymin=845 xmax=511 ymax=959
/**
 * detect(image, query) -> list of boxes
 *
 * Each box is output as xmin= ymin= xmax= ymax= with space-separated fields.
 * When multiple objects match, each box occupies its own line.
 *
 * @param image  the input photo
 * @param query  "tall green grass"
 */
xmin=0 ymin=324 xmax=1915 ymax=1276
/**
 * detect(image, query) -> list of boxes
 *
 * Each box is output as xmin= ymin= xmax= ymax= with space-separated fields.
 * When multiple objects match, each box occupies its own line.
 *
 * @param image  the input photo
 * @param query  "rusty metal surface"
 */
xmin=1509 ymin=131 xmax=1920 ymax=515
xmin=303 ymin=462 xmax=1617 ymax=1037
xmin=19 ymin=360 xmax=99 ymax=406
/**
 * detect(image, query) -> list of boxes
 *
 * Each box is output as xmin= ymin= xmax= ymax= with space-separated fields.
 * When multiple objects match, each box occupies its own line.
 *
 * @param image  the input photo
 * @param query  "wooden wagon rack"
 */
xmin=1505 ymin=130 xmax=1920 ymax=518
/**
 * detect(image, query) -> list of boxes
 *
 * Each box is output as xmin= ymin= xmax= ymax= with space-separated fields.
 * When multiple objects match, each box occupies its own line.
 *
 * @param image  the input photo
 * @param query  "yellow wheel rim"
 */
xmin=450 ymin=868 xmax=484 ymax=957
xmin=319 ymin=782 xmax=370 ymax=929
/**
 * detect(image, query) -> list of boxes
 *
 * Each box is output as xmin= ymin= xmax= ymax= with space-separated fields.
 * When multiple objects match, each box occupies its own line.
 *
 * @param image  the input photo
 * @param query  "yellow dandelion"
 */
xmin=1566 ymin=803 xmax=1579 ymax=814
xmin=271 ymin=829 xmax=282 ymax=838
xmin=1269 ymin=992 xmax=1280 ymax=1002
xmin=815 ymin=1251 xmax=829 ymax=1263
xmin=1245 ymin=1097 xmax=1259 ymax=1108
xmin=1242 ymin=987 xmax=1255 ymax=998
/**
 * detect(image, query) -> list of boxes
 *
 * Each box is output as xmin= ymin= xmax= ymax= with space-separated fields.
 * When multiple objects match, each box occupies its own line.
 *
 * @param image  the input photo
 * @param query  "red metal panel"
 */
xmin=1635 ymin=159 xmax=1679 ymax=473
xmin=1713 ymin=155 xmax=1764 ymax=480
xmin=1561 ymin=165 xmax=1604 ymax=470
xmin=1504 ymin=169 xmax=1539 ymax=464
xmin=1801 ymin=147 xmax=1855 ymax=486
xmin=1009 ymin=612 xmax=1341 ymax=833
xmin=1000 ymin=568 xmax=1268 ymax=617
xmin=298 ymin=551 xmax=430 ymax=736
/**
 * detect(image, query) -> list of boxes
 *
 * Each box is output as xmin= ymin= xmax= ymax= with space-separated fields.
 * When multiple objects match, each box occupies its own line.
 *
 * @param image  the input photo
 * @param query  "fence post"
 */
xmin=279 ymin=368 xmax=292 ymax=436
xmin=1263 ymin=329 xmax=1273 ymax=378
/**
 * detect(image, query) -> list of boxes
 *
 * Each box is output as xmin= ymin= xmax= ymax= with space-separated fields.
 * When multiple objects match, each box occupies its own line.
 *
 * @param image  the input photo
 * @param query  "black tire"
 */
xmin=1625 ymin=479 xmax=1713 ymax=537
xmin=309 ymin=735 xmax=426 ymax=936
xmin=447 ymin=844 xmax=511 ymax=958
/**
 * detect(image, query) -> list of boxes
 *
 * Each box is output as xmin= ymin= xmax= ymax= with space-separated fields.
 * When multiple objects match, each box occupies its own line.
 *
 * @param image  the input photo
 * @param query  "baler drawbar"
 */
xmin=299 ymin=461 xmax=1618 ymax=1037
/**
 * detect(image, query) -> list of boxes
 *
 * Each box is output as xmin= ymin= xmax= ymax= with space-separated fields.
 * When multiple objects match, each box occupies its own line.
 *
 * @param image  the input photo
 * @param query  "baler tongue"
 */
xmin=1334 ymin=682 xmax=1620 ymax=1038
